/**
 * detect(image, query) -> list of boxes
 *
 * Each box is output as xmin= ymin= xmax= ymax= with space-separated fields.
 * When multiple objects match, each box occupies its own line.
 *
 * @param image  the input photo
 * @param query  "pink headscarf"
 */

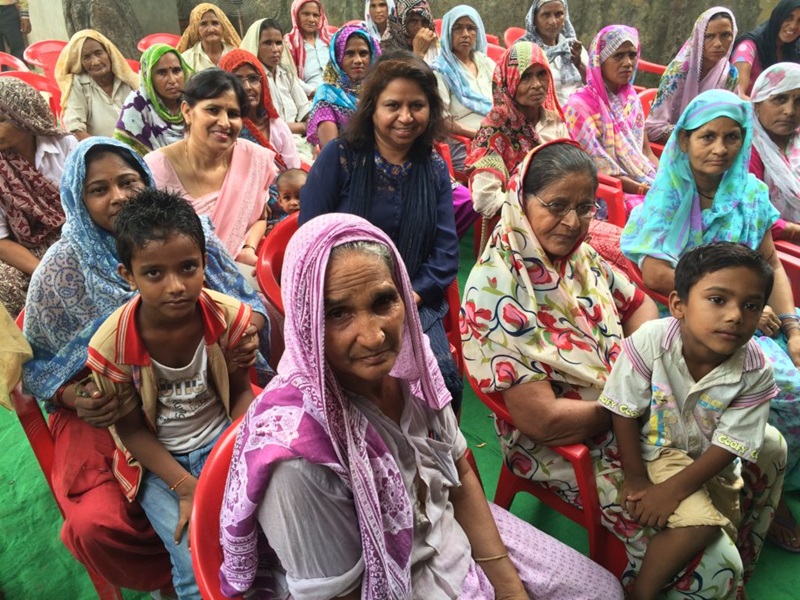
xmin=219 ymin=213 xmax=451 ymax=597
xmin=285 ymin=0 xmax=332 ymax=79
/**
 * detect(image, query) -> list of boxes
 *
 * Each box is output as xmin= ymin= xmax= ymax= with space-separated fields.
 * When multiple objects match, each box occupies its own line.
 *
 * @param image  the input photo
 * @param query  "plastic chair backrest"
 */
xmin=0 ymin=71 xmax=61 ymax=122
xmin=126 ymin=59 xmax=140 ymax=73
xmin=485 ymin=42 xmax=505 ymax=63
xmin=775 ymin=240 xmax=800 ymax=260
xmin=638 ymin=88 xmax=657 ymax=119
xmin=433 ymin=141 xmax=456 ymax=178
xmin=597 ymin=181 xmax=626 ymax=228
xmin=190 ymin=417 xmax=244 ymax=600
xmin=434 ymin=18 xmax=442 ymax=36
xmin=503 ymin=26 xmax=526 ymax=48
xmin=485 ymin=33 xmax=500 ymax=46
xmin=137 ymin=32 xmax=181 ymax=52
xmin=638 ymin=58 xmax=666 ymax=76
xmin=23 ymin=39 xmax=67 ymax=80
xmin=624 ymin=257 xmax=670 ymax=306
xmin=255 ymin=212 xmax=300 ymax=316
xmin=0 ymin=51 xmax=29 ymax=71
xmin=326 ymin=24 xmax=339 ymax=37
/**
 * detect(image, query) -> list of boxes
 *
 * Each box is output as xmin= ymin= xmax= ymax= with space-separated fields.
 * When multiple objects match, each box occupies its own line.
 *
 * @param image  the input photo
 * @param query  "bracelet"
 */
xmin=778 ymin=313 xmax=799 ymax=322
xmin=169 ymin=474 xmax=190 ymax=491
xmin=783 ymin=322 xmax=800 ymax=332
xmin=637 ymin=183 xmax=649 ymax=196
xmin=473 ymin=552 xmax=509 ymax=563
xmin=242 ymin=244 xmax=257 ymax=252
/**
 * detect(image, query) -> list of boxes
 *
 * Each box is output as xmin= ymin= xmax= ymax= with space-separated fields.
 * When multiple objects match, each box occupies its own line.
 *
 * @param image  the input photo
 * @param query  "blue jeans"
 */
xmin=138 ymin=428 xmax=226 ymax=600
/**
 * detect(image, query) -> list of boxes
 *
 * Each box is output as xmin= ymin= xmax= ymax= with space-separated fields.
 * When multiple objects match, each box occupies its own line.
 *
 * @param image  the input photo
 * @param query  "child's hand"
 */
xmin=627 ymin=482 xmax=680 ymax=528
xmin=174 ymin=475 xmax=198 ymax=545
xmin=621 ymin=474 xmax=651 ymax=517
xmin=74 ymin=379 xmax=121 ymax=428
xmin=226 ymin=324 xmax=259 ymax=371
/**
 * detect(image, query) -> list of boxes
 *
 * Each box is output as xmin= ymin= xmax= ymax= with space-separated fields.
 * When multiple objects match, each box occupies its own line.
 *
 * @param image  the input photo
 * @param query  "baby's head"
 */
xmin=276 ymin=168 xmax=307 ymax=215
xmin=671 ymin=242 xmax=773 ymax=360
xmin=115 ymin=189 xmax=207 ymax=316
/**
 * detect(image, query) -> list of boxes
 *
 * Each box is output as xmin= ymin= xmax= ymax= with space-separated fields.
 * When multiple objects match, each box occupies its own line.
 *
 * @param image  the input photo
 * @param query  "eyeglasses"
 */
xmin=531 ymin=194 xmax=598 ymax=219
xmin=237 ymin=74 xmax=262 ymax=87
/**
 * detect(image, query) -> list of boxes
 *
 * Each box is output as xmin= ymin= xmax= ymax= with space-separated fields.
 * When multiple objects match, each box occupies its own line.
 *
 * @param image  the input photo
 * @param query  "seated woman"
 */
xmin=466 ymin=41 xmax=566 ymax=217
xmin=646 ymin=8 xmax=739 ymax=144
xmin=176 ymin=3 xmax=240 ymax=72
xmin=284 ymin=0 xmax=332 ymax=97
xmin=306 ymin=24 xmax=381 ymax=148
xmin=0 ymin=78 xmax=77 ymax=316
xmin=21 ymin=137 xmax=268 ymax=596
xmin=565 ymin=25 xmax=659 ymax=214
xmin=522 ymin=0 xmax=588 ymax=106
xmin=750 ymin=62 xmax=800 ymax=242
xmin=219 ymin=49 xmax=301 ymax=171
xmin=462 ymin=138 xmax=785 ymax=596
xmin=55 ymin=29 xmax=139 ymax=140
xmin=365 ymin=0 xmax=395 ymax=43
xmin=114 ymin=44 xmax=192 ymax=155
xmin=219 ymin=211 xmax=624 ymax=600
xmin=145 ymin=70 xmax=277 ymax=268
xmin=622 ymin=89 xmax=800 ymax=553
xmin=382 ymin=0 xmax=440 ymax=64
xmin=431 ymin=6 xmax=495 ymax=170
xmin=301 ymin=51 xmax=463 ymax=410
xmin=732 ymin=0 xmax=800 ymax=98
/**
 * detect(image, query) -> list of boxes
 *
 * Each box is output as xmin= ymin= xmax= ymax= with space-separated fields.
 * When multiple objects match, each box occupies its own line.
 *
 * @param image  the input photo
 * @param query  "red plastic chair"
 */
xmin=638 ymin=58 xmax=666 ymax=76
xmin=776 ymin=240 xmax=800 ymax=259
xmin=0 ymin=51 xmax=29 ymax=71
xmin=778 ymin=250 xmax=800 ymax=304
xmin=504 ymin=26 xmax=526 ymax=48
xmin=126 ymin=59 xmax=140 ymax=73
xmin=442 ymin=279 xmax=463 ymax=376
xmin=485 ymin=42 xmax=505 ymax=63
xmin=595 ymin=174 xmax=627 ymax=228
xmin=0 ymin=71 xmax=61 ymax=122
xmin=12 ymin=311 xmax=124 ymax=599
xmin=255 ymin=212 xmax=300 ymax=316
xmin=190 ymin=417 xmax=244 ymax=600
xmin=485 ymin=33 xmax=500 ymax=46
xmin=465 ymin=373 xmax=627 ymax=577
xmin=23 ymin=39 xmax=67 ymax=80
xmin=326 ymin=24 xmax=339 ymax=37
xmin=637 ymin=88 xmax=665 ymax=157
xmin=433 ymin=140 xmax=456 ymax=178
xmin=137 ymin=32 xmax=181 ymax=53
xmin=624 ymin=258 xmax=670 ymax=306
xmin=434 ymin=18 xmax=442 ymax=36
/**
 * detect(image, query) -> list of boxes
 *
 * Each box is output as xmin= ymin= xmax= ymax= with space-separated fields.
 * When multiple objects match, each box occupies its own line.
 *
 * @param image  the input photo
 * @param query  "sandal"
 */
xmin=767 ymin=513 xmax=800 ymax=553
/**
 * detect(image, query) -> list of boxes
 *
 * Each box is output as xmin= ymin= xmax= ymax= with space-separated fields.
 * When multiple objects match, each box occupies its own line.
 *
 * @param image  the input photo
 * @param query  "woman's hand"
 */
xmin=174 ymin=475 xmax=198 ymax=545
xmin=236 ymin=246 xmax=258 ymax=267
xmin=225 ymin=324 xmax=259 ymax=371
xmin=570 ymin=40 xmax=583 ymax=67
xmin=758 ymin=305 xmax=781 ymax=337
xmin=412 ymin=28 xmax=436 ymax=57
xmin=787 ymin=331 xmax=800 ymax=368
xmin=74 ymin=380 xmax=121 ymax=428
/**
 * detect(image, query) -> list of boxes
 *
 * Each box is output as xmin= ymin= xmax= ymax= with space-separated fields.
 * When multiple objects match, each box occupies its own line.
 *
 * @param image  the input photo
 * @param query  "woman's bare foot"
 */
xmin=767 ymin=498 xmax=800 ymax=552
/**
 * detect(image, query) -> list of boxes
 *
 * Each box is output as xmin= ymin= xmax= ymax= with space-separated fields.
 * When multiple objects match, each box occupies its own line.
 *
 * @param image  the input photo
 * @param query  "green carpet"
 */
xmin=1 ymin=229 xmax=798 ymax=599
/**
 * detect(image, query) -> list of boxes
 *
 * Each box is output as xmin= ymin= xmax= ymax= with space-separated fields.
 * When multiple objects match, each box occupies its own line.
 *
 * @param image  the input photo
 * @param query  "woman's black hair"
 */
xmin=345 ymin=50 xmax=445 ymax=158
xmin=84 ymin=144 xmax=149 ymax=185
xmin=522 ymin=142 xmax=598 ymax=198
xmin=734 ymin=0 xmax=800 ymax=67
xmin=182 ymin=68 xmax=248 ymax=116
xmin=259 ymin=18 xmax=284 ymax=37
xmin=114 ymin=188 xmax=206 ymax=271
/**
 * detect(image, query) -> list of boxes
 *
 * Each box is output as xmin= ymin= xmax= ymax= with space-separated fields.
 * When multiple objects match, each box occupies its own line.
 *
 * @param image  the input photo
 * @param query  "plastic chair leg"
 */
xmin=493 ymin=463 xmax=520 ymax=510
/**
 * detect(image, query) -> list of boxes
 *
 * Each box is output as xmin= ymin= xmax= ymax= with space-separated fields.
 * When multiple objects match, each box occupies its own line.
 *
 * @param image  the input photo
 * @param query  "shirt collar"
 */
xmin=114 ymin=289 xmax=227 ymax=365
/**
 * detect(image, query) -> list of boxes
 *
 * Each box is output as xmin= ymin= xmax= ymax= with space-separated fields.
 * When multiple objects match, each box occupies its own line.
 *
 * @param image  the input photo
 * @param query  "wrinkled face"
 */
xmin=120 ymin=233 xmax=206 ymax=323
xmin=258 ymin=27 xmax=284 ymax=69
xmin=600 ymin=41 xmax=637 ymax=88
xmin=451 ymin=16 xmax=478 ymax=57
xmin=405 ymin=13 xmax=426 ymax=39
xmin=323 ymin=250 xmax=405 ymax=393
xmin=514 ymin=64 xmax=550 ymax=111
xmin=369 ymin=0 xmax=390 ymax=27
xmin=779 ymin=8 xmax=800 ymax=44
xmin=298 ymin=2 xmax=321 ymax=36
xmin=151 ymin=52 xmax=185 ymax=105
xmin=523 ymin=170 xmax=595 ymax=261
xmin=198 ymin=10 xmax=223 ymax=44
xmin=232 ymin=64 xmax=262 ymax=114
xmin=702 ymin=17 xmax=734 ymax=68
xmin=83 ymin=152 xmax=146 ymax=233
xmin=756 ymin=87 xmax=800 ymax=139
xmin=182 ymin=89 xmax=243 ymax=151
xmin=679 ymin=116 xmax=743 ymax=181
xmin=372 ymin=77 xmax=430 ymax=155
xmin=534 ymin=1 xmax=566 ymax=45
xmin=81 ymin=38 xmax=111 ymax=80
xmin=0 ymin=112 xmax=33 ymax=153
xmin=341 ymin=35 xmax=371 ymax=83
xmin=670 ymin=267 xmax=765 ymax=366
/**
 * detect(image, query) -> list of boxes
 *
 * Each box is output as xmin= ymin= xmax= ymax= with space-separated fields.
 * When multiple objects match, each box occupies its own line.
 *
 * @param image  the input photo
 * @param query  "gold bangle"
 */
xmin=474 ymin=552 xmax=509 ymax=563
xmin=242 ymin=244 xmax=257 ymax=252
xmin=169 ymin=474 xmax=190 ymax=491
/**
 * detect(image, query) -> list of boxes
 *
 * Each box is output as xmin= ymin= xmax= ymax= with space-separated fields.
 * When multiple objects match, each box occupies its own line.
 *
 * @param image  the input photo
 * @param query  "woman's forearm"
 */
xmin=0 ymin=238 xmax=40 ymax=275
xmin=641 ymin=256 xmax=676 ymax=296
xmin=622 ymin=295 xmax=659 ymax=337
